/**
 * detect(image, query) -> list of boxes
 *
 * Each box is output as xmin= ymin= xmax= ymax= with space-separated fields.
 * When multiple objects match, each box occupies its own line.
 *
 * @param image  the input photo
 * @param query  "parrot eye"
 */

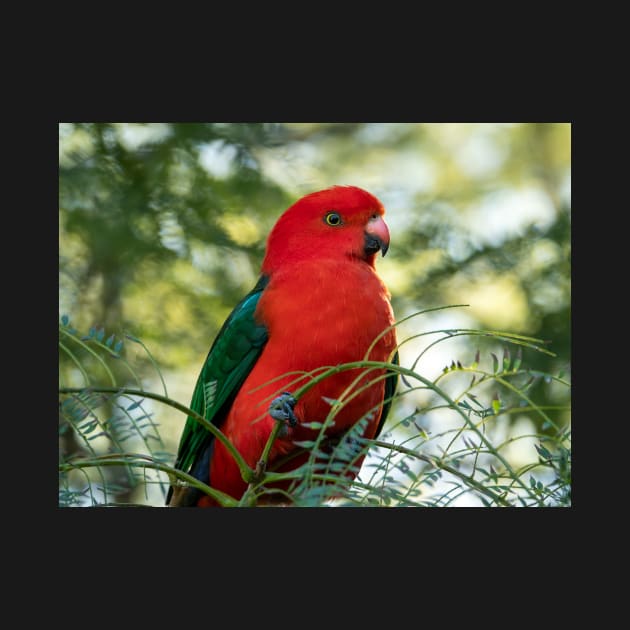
xmin=324 ymin=212 xmax=343 ymax=226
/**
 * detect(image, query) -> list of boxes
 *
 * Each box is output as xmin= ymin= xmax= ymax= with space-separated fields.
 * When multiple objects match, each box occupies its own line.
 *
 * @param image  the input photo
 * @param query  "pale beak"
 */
xmin=364 ymin=215 xmax=390 ymax=257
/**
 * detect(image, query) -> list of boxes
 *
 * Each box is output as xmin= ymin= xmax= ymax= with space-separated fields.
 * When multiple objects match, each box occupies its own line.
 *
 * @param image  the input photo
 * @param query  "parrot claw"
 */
xmin=269 ymin=392 xmax=298 ymax=428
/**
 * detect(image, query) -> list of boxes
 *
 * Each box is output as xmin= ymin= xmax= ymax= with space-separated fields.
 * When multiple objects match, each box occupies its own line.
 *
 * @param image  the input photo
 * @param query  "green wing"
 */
xmin=167 ymin=275 xmax=269 ymax=505
xmin=374 ymin=350 xmax=399 ymax=438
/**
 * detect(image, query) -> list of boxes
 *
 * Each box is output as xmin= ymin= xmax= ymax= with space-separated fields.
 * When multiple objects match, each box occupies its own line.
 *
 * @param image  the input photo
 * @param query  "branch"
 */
xmin=60 ymin=453 xmax=239 ymax=507
xmin=369 ymin=439 xmax=512 ymax=507
xmin=59 ymin=386 xmax=255 ymax=485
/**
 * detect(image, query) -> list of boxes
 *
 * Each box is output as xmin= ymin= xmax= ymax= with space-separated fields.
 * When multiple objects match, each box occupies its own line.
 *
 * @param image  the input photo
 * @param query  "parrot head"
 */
xmin=262 ymin=185 xmax=390 ymax=274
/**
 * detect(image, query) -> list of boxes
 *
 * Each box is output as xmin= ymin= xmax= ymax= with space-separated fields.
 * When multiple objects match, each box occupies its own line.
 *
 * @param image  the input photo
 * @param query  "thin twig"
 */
xmin=59 ymin=386 xmax=255 ymax=484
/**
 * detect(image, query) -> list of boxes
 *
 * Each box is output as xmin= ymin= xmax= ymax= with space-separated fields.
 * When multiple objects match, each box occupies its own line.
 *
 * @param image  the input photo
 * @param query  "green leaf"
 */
xmin=413 ymin=422 xmax=429 ymax=439
xmin=471 ymin=349 xmax=480 ymax=369
xmin=87 ymin=432 xmax=107 ymax=441
xmin=293 ymin=440 xmax=316 ymax=448
xmin=303 ymin=421 xmax=324 ymax=430
xmin=127 ymin=400 xmax=142 ymax=411
xmin=321 ymin=396 xmax=340 ymax=406
xmin=114 ymin=340 xmax=124 ymax=353
xmin=462 ymin=436 xmax=476 ymax=450
xmin=105 ymin=334 xmax=115 ymax=348
xmin=535 ymin=444 xmax=552 ymax=460
xmin=491 ymin=392 xmax=501 ymax=415
xmin=489 ymin=464 xmax=498 ymax=482
xmin=491 ymin=353 xmax=499 ymax=373
xmin=78 ymin=419 xmax=99 ymax=434
xmin=61 ymin=314 xmax=69 ymax=326
xmin=96 ymin=328 xmax=105 ymax=342
xmin=513 ymin=347 xmax=522 ymax=371
xmin=503 ymin=348 xmax=511 ymax=371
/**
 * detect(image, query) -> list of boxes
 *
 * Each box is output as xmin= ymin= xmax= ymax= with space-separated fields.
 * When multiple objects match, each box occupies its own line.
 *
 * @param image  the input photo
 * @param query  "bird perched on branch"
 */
xmin=167 ymin=185 xmax=398 ymax=506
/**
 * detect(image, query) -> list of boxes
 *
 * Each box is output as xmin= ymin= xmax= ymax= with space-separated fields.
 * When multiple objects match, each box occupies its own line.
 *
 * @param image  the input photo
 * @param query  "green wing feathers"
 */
xmin=169 ymin=276 xmax=269 ymax=489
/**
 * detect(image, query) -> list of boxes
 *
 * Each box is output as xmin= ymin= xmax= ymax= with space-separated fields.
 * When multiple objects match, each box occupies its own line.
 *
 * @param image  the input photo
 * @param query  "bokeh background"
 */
xmin=59 ymin=122 xmax=571 ymax=506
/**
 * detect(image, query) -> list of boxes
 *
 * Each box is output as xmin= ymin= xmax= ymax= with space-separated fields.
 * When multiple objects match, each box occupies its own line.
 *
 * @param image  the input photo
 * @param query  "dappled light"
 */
xmin=59 ymin=123 xmax=570 ymax=507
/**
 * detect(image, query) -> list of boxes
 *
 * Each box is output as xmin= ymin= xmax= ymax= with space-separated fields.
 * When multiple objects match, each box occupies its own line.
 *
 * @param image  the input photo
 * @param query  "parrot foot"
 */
xmin=269 ymin=392 xmax=298 ymax=428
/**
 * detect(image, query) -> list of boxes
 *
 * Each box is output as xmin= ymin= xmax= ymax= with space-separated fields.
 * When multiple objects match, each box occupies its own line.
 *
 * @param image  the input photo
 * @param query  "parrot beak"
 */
xmin=364 ymin=215 xmax=390 ymax=257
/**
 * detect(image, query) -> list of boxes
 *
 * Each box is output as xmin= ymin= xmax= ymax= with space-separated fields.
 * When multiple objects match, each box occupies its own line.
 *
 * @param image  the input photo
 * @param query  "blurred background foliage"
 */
xmin=59 ymin=122 xmax=571 ymax=506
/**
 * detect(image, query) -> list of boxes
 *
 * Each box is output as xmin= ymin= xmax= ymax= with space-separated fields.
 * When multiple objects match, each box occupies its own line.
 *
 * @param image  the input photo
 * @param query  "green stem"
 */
xmin=407 ymin=329 xmax=552 ymax=373
xmin=311 ymin=360 xmax=540 ymax=503
xmin=60 ymin=329 xmax=116 ymax=386
xmin=60 ymin=453 xmax=238 ymax=507
xmin=123 ymin=333 xmax=169 ymax=397
xmin=59 ymin=340 xmax=91 ymax=386
xmin=59 ymin=386 xmax=254 ymax=484
xmin=239 ymin=419 xmax=286 ymax=506
xmin=369 ymin=439 xmax=512 ymax=507
xmin=87 ymin=338 xmax=145 ymax=390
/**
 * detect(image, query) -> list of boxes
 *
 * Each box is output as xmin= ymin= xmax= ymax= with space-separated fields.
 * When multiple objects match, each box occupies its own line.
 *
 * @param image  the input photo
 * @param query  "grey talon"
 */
xmin=269 ymin=391 xmax=298 ymax=427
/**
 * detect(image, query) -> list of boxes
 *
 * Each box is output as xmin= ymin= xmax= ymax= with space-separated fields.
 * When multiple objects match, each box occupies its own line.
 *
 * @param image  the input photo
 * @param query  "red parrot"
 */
xmin=167 ymin=185 xmax=398 ymax=506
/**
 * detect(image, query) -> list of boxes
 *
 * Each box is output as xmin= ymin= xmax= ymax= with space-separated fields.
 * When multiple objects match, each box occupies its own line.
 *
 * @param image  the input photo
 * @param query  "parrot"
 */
xmin=167 ymin=185 xmax=398 ymax=507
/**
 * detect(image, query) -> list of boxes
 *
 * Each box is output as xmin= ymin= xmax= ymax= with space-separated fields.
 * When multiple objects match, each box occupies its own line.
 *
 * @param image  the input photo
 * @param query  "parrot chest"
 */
xmin=216 ymin=258 xmax=396 ymax=475
xmin=254 ymin=258 xmax=396 ymax=440
xmin=257 ymin=258 xmax=394 ymax=365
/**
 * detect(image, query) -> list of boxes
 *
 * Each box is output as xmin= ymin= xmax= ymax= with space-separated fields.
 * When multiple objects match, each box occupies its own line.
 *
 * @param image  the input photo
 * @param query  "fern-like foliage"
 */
xmin=59 ymin=316 xmax=172 ymax=506
xmin=58 ymin=309 xmax=571 ymax=507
